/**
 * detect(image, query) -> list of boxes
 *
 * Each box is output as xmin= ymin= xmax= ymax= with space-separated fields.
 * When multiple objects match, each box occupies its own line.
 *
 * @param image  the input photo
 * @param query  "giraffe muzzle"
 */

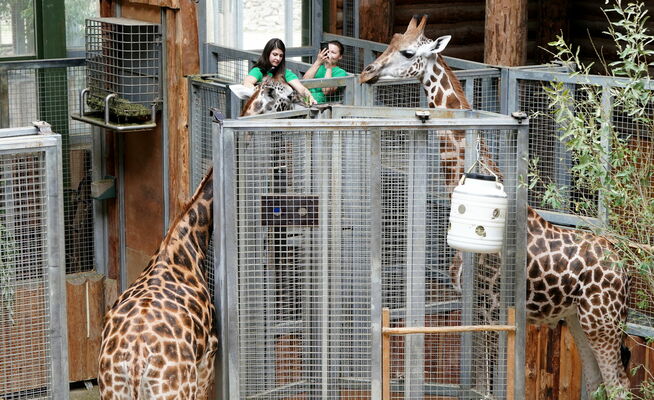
xmin=359 ymin=64 xmax=380 ymax=84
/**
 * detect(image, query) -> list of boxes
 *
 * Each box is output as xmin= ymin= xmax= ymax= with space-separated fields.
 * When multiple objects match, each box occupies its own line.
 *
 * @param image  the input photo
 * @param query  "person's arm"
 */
xmin=243 ymin=67 xmax=262 ymax=88
xmin=321 ymin=65 xmax=335 ymax=95
xmin=303 ymin=48 xmax=328 ymax=79
xmin=288 ymin=79 xmax=317 ymax=105
xmin=322 ymin=65 xmax=348 ymax=95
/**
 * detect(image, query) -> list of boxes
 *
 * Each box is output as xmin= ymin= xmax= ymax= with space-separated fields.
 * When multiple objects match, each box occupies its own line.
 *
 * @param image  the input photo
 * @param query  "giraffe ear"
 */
xmin=430 ymin=35 xmax=451 ymax=54
xmin=229 ymin=84 xmax=255 ymax=100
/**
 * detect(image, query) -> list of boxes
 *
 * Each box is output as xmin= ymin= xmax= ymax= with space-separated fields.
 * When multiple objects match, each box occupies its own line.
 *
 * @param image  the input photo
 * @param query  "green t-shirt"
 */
xmin=309 ymin=65 xmax=348 ymax=103
xmin=247 ymin=67 xmax=298 ymax=83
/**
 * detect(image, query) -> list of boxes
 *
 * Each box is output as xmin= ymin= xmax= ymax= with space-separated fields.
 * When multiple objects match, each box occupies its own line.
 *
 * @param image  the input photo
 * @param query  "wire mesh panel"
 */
xmin=381 ymin=128 xmax=521 ymax=400
xmin=220 ymin=127 xmax=375 ymax=399
xmin=85 ymin=17 xmax=161 ymax=122
xmin=215 ymin=112 xmax=527 ymax=400
xmin=0 ymin=59 xmax=96 ymax=275
xmin=0 ymin=127 xmax=67 ymax=399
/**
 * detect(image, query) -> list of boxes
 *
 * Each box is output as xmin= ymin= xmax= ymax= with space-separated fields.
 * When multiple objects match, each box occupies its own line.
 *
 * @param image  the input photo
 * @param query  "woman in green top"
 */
xmin=303 ymin=40 xmax=348 ymax=103
xmin=243 ymin=38 xmax=317 ymax=105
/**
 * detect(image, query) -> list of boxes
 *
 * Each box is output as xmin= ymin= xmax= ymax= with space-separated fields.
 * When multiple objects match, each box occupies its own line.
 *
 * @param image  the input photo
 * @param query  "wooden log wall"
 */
xmin=393 ymin=0 xmax=486 ymax=62
xmin=526 ymin=322 xmax=654 ymax=399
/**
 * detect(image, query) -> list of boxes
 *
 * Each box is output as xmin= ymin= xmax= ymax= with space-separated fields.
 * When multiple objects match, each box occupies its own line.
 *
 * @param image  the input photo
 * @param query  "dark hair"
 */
xmin=254 ymin=38 xmax=286 ymax=79
xmin=328 ymin=40 xmax=344 ymax=57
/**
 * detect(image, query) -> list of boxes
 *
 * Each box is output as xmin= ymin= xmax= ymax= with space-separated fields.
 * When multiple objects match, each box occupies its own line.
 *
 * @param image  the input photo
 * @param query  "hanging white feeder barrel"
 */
xmin=447 ymin=173 xmax=508 ymax=253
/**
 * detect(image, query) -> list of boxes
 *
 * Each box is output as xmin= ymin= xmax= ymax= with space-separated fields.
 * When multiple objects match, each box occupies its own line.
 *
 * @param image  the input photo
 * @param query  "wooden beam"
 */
xmin=359 ymin=0 xmax=392 ymax=43
xmin=484 ymin=0 xmax=528 ymax=66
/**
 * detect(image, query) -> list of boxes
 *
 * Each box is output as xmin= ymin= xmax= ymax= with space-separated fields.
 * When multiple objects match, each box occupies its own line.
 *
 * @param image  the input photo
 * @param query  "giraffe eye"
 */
xmin=400 ymin=50 xmax=415 ymax=58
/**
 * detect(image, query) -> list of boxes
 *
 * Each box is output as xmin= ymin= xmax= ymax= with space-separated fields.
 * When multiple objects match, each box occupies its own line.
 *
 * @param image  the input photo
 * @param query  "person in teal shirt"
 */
xmin=243 ymin=38 xmax=317 ymax=105
xmin=303 ymin=40 xmax=348 ymax=103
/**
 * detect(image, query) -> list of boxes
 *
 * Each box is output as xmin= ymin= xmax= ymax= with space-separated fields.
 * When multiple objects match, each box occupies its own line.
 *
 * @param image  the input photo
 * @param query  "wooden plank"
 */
xmin=383 ymin=324 xmax=516 ymax=334
xmin=329 ymin=0 xmax=338 ymax=33
xmin=506 ymin=308 xmax=515 ymax=400
xmin=484 ymin=0 xmax=528 ymax=66
xmin=66 ymin=274 xmax=86 ymax=382
xmin=67 ymin=272 xmax=106 ymax=382
xmin=525 ymin=324 xmax=541 ymax=399
xmin=127 ymin=0 xmax=180 ymax=9
xmin=558 ymin=324 xmax=581 ymax=400
xmin=626 ymin=334 xmax=646 ymax=398
xmin=85 ymin=273 xmax=105 ymax=380
xmin=382 ymin=308 xmax=390 ymax=400
xmin=359 ymin=0 xmax=392 ymax=43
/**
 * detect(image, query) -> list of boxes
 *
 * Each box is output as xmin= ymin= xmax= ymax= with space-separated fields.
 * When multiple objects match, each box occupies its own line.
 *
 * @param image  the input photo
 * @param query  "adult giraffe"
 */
xmin=360 ymin=15 xmax=631 ymax=396
xmin=98 ymin=169 xmax=217 ymax=399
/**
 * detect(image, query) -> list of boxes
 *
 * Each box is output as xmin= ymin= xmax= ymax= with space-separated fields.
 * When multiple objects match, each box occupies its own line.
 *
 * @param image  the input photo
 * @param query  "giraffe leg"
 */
xmin=564 ymin=314 xmax=604 ymax=394
xmin=577 ymin=297 xmax=630 ymax=397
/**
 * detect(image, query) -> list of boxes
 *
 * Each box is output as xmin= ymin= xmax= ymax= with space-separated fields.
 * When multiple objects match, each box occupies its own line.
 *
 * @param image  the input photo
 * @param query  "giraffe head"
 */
xmin=231 ymin=76 xmax=307 ymax=117
xmin=359 ymin=15 xmax=451 ymax=84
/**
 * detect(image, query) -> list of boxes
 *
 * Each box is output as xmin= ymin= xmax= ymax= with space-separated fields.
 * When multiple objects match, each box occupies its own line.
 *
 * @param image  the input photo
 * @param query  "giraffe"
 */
xmin=98 ymin=169 xmax=217 ymax=399
xmin=361 ymin=15 xmax=632 ymax=396
xmin=230 ymin=75 xmax=308 ymax=116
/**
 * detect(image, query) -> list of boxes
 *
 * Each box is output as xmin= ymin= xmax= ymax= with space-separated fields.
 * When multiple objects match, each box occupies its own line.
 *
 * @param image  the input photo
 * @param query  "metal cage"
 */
xmin=74 ymin=17 xmax=162 ymax=130
xmin=212 ymin=107 xmax=529 ymax=400
xmin=0 ymin=123 xmax=68 ymax=399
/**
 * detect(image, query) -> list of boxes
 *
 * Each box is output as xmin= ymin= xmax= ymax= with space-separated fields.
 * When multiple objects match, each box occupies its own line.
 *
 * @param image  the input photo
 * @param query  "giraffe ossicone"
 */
xmin=362 ymin=14 xmax=632 ymax=397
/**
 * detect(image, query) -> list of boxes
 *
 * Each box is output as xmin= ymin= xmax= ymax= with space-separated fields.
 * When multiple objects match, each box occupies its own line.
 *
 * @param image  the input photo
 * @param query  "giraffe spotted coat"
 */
xmin=98 ymin=170 xmax=217 ymax=399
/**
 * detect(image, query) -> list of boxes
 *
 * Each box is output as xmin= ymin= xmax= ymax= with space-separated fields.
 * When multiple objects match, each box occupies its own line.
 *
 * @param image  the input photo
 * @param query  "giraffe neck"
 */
xmin=422 ymin=55 xmax=471 ymax=110
xmin=158 ymin=169 xmax=214 ymax=275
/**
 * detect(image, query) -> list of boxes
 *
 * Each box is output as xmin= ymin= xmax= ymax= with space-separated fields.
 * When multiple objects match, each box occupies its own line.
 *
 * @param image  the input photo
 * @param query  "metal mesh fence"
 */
xmin=516 ymin=79 xmax=599 ymax=216
xmin=0 ymin=135 xmax=63 ymax=399
xmin=1 ymin=61 xmax=95 ymax=275
xmin=217 ymin=114 xmax=525 ymax=399
xmin=368 ymin=75 xmax=501 ymax=112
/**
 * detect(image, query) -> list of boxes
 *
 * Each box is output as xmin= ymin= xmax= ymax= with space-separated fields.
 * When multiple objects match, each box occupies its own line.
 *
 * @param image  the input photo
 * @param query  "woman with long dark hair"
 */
xmin=243 ymin=38 xmax=317 ymax=104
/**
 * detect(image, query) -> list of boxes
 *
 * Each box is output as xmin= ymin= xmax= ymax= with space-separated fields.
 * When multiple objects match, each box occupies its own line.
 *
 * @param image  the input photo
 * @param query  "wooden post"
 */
xmin=507 ymin=307 xmax=516 ymax=400
xmin=484 ymin=0 xmax=528 ymax=66
xmin=382 ymin=308 xmax=391 ymax=400
xmin=359 ymin=0 xmax=392 ymax=43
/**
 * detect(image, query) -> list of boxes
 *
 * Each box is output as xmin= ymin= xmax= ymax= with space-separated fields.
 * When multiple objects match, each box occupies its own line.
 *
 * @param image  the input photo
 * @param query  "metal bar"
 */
xmin=218 ymin=124 xmax=240 ymax=399
xmin=514 ymin=122 xmax=530 ymax=400
xmin=312 ymin=0 xmax=324 ymax=50
xmin=505 ymin=66 xmax=654 ymax=89
xmin=285 ymin=0 xmax=293 ymax=45
xmin=0 ymin=57 xmax=85 ymax=71
xmin=404 ymin=129 xmax=427 ymax=399
xmin=223 ymin=117 xmax=524 ymax=130
xmin=92 ymin=126 xmax=108 ymax=277
xmin=371 ymin=127 xmax=382 ymax=400
xmin=118 ymin=134 xmax=127 ymax=292
xmin=317 ymin=130 xmax=331 ymax=398
xmin=44 ymin=136 xmax=70 ymax=400
xmin=0 ymin=69 xmax=8 ymax=128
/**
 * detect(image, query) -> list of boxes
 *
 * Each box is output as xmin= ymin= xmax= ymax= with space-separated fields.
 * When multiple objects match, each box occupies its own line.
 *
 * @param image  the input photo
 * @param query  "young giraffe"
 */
xmin=98 ymin=169 xmax=217 ymax=399
xmin=361 ymin=15 xmax=631 ymax=396
xmin=230 ymin=75 xmax=307 ymax=116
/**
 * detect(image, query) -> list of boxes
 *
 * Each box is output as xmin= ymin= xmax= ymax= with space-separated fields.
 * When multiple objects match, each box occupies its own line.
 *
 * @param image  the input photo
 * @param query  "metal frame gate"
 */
xmin=212 ymin=107 xmax=529 ymax=399
xmin=0 ymin=123 xmax=68 ymax=399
